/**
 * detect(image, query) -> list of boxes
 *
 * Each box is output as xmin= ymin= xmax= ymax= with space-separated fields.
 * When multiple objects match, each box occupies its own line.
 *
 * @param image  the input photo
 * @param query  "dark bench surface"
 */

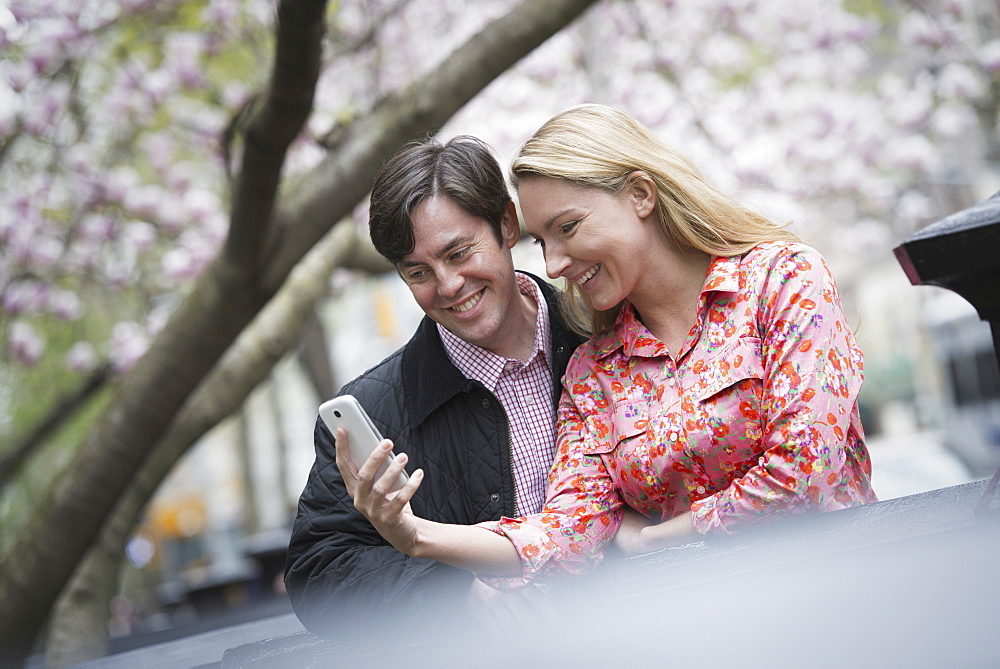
xmin=73 ymin=480 xmax=998 ymax=667
xmin=221 ymin=479 xmax=997 ymax=668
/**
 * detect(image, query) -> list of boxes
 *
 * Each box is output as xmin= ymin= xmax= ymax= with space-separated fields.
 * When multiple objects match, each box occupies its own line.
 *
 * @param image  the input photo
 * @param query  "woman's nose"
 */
xmin=544 ymin=249 xmax=571 ymax=280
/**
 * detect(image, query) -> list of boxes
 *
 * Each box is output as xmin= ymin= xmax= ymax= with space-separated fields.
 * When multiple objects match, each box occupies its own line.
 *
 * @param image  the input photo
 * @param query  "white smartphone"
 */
xmin=319 ymin=394 xmax=409 ymax=492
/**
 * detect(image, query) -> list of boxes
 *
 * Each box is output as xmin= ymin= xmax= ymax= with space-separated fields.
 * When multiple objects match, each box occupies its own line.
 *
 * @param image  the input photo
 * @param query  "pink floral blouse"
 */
xmin=480 ymin=241 xmax=877 ymax=585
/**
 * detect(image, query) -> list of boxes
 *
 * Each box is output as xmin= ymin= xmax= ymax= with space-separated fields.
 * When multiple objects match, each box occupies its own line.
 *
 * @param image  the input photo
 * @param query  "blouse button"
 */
xmin=490 ymin=493 xmax=500 ymax=502
xmin=696 ymin=485 xmax=706 ymax=494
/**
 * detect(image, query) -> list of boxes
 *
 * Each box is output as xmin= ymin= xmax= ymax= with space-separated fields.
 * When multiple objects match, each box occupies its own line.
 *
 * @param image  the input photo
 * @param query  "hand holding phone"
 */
xmin=319 ymin=395 xmax=409 ymax=492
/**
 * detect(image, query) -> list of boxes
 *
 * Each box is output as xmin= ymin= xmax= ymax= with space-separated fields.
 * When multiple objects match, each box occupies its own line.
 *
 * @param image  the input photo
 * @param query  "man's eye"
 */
xmin=450 ymin=247 xmax=470 ymax=261
xmin=406 ymin=270 xmax=425 ymax=282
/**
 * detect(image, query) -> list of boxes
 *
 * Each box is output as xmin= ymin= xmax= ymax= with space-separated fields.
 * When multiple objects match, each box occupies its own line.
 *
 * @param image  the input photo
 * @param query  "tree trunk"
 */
xmin=297 ymin=310 xmax=338 ymax=403
xmin=236 ymin=407 xmax=262 ymax=536
xmin=41 ymin=222 xmax=364 ymax=664
xmin=0 ymin=0 xmax=599 ymax=662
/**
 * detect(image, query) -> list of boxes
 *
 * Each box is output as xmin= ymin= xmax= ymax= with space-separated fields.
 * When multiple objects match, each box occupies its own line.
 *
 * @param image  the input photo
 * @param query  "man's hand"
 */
xmin=466 ymin=579 xmax=558 ymax=635
xmin=335 ymin=427 xmax=425 ymax=554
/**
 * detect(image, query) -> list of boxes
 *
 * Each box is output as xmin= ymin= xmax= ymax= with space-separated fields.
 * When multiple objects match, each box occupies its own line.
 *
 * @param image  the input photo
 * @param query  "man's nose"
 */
xmin=437 ymin=266 xmax=464 ymax=297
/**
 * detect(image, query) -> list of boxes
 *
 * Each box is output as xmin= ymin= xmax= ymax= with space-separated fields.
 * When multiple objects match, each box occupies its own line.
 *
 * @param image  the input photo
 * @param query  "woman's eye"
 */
xmin=559 ymin=221 xmax=578 ymax=235
xmin=531 ymin=237 xmax=544 ymax=248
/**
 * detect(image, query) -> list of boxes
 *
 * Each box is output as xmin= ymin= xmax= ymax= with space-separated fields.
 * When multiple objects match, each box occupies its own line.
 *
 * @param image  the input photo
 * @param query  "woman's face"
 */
xmin=517 ymin=174 xmax=659 ymax=312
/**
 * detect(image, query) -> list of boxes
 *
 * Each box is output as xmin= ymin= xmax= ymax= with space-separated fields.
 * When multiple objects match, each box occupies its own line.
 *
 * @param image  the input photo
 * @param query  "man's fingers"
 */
xmin=374 ymin=450 xmax=411 ymax=497
xmin=386 ymin=468 xmax=423 ymax=513
xmin=355 ymin=438 xmax=395 ymax=489
xmin=519 ymin=583 xmax=560 ymax=625
xmin=334 ymin=427 xmax=354 ymax=472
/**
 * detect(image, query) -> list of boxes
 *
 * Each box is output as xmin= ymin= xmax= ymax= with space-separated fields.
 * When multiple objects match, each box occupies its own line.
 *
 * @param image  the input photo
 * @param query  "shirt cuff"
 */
xmin=474 ymin=518 xmax=559 ymax=590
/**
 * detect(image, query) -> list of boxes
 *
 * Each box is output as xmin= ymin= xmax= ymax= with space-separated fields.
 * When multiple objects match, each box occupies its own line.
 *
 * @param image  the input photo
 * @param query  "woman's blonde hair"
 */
xmin=510 ymin=104 xmax=797 ymax=337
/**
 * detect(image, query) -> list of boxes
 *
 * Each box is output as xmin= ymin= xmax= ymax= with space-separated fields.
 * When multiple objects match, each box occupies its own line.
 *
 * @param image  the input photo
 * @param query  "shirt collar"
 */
xmin=702 ymin=254 xmax=741 ymax=294
xmin=437 ymin=272 xmax=551 ymax=390
xmin=590 ymin=255 xmax=740 ymax=360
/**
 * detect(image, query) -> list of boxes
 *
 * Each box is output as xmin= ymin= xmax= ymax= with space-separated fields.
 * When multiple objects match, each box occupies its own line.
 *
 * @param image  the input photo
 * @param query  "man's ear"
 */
xmin=628 ymin=171 xmax=657 ymax=220
xmin=500 ymin=200 xmax=520 ymax=249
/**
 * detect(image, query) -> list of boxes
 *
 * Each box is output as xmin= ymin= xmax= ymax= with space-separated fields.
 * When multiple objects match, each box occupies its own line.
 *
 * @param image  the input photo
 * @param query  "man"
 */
xmin=284 ymin=136 xmax=584 ymax=637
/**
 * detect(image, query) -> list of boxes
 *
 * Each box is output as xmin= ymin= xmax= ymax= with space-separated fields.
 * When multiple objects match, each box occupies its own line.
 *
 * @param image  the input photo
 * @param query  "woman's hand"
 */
xmin=613 ymin=508 xmax=699 ymax=556
xmin=612 ymin=507 xmax=655 ymax=556
xmin=335 ymin=427 xmax=425 ymax=554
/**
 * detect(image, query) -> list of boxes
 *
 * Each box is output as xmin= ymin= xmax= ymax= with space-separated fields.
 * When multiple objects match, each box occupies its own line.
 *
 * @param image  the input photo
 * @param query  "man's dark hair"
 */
xmin=369 ymin=136 xmax=512 ymax=264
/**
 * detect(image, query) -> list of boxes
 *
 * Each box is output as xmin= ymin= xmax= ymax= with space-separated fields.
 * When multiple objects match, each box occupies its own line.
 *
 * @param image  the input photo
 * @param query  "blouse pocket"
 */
xmin=582 ymin=401 xmax=650 ymax=455
xmin=694 ymin=337 xmax=764 ymax=402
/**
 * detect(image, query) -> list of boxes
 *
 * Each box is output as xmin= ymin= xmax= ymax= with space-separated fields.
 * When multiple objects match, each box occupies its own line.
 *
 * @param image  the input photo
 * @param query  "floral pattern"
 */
xmin=481 ymin=242 xmax=877 ymax=586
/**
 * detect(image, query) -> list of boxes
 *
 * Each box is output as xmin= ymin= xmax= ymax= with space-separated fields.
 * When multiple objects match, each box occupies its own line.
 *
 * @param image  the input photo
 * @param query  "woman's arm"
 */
xmin=335 ymin=428 xmax=523 ymax=577
xmin=689 ymin=246 xmax=876 ymax=534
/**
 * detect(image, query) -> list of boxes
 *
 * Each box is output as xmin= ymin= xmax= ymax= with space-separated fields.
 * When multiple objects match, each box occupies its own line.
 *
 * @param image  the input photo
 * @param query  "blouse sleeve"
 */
xmin=691 ymin=245 xmax=876 ymax=534
xmin=477 ymin=377 xmax=626 ymax=589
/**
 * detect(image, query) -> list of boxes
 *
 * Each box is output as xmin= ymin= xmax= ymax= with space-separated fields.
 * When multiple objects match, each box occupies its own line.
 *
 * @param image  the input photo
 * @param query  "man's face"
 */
xmin=398 ymin=195 xmax=522 ymax=356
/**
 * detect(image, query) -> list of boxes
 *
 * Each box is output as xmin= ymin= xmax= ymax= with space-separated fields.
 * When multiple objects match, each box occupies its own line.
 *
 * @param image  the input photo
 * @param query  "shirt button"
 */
xmin=523 ymin=395 xmax=535 ymax=406
xmin=490 ymin=493 xmax=500 ymax=502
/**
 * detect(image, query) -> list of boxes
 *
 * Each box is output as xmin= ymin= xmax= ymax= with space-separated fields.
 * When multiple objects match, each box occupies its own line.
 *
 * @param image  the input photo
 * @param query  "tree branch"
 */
xmin=0 ymin=363 xmax=112 ymax=494
xmin=225 ymin=0 xmax=327 ymax=272
xmin=262 ymin=0 xmax=601 ymax=290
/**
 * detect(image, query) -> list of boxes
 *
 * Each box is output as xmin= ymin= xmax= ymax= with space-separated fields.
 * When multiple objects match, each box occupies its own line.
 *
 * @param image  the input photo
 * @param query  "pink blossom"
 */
xmin=26 ymin=37 xmax=61 ymax=75
xmin=123 ymin=220 xmax=157 ymax=253
xmin=48 ymin=289 xmax=81 ymax=321
xmin=9 ymin=321 xmax=44 ymax=366
xmin=3 ymin=280 xmax=48 ymax=316
xmin=22 ymin=80 xmax=70 ymax=136
xmin=887 ymin=135 xmax=939 ymax=173
xmin=124 ymin=184 xmax=164 ymax=221
xmin=102 ymin=167 xmax=140 ymax=205
xmin=184 ymin=188 xmax=220 ymax=225
xmin=64 ymin=341 xmax=97 ymax=373
xmin=203 ymin=0 xmax=241 ymax=28
xmin=221 ymin=82 xmax=250 ymax=110
xmin=936 ymin=62 xmax=984 ymax=100
xmin=145 ymin=68 xmax=176 ymax=106
xmin=164 ymin=32 xmax=206 ymax=89
xmin=143 ymin=132 xmax=176 ymax=174
xmin=0 ymin=106 xmax=17 ymax=137
xmin=931 ymin=104 xmax=975 ymax=138
xmin=161 ymin=246 xmax=196 ymax=280
xmin=27 ymin=235 xmax=63 ymax=272
xmin=109 ymin=321 xmax=149 ymax=374
xmin=5 ymin=59 xmax=33 ymax=92
xmin=78 ymin=213 xmax=118 ymax=243
xmin=979 ymin=40 xmax=1000 ymax=74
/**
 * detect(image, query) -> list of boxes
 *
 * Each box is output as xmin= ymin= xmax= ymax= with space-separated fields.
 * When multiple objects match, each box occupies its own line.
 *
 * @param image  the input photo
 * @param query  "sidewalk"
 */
xmin=868 ymin=430 xmax=980 ymax=500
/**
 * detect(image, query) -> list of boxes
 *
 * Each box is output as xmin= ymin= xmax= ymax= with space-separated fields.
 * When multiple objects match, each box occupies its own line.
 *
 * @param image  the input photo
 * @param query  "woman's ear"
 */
xmin=628 ymin=171 xmax=657 ymax=219
xmin=500 ymin=200 xmax=521 ymax=249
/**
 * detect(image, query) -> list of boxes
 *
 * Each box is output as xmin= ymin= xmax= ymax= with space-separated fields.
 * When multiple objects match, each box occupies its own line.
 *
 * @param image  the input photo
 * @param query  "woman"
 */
xmin=338 ymin=104 xmax=877 ymax=584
